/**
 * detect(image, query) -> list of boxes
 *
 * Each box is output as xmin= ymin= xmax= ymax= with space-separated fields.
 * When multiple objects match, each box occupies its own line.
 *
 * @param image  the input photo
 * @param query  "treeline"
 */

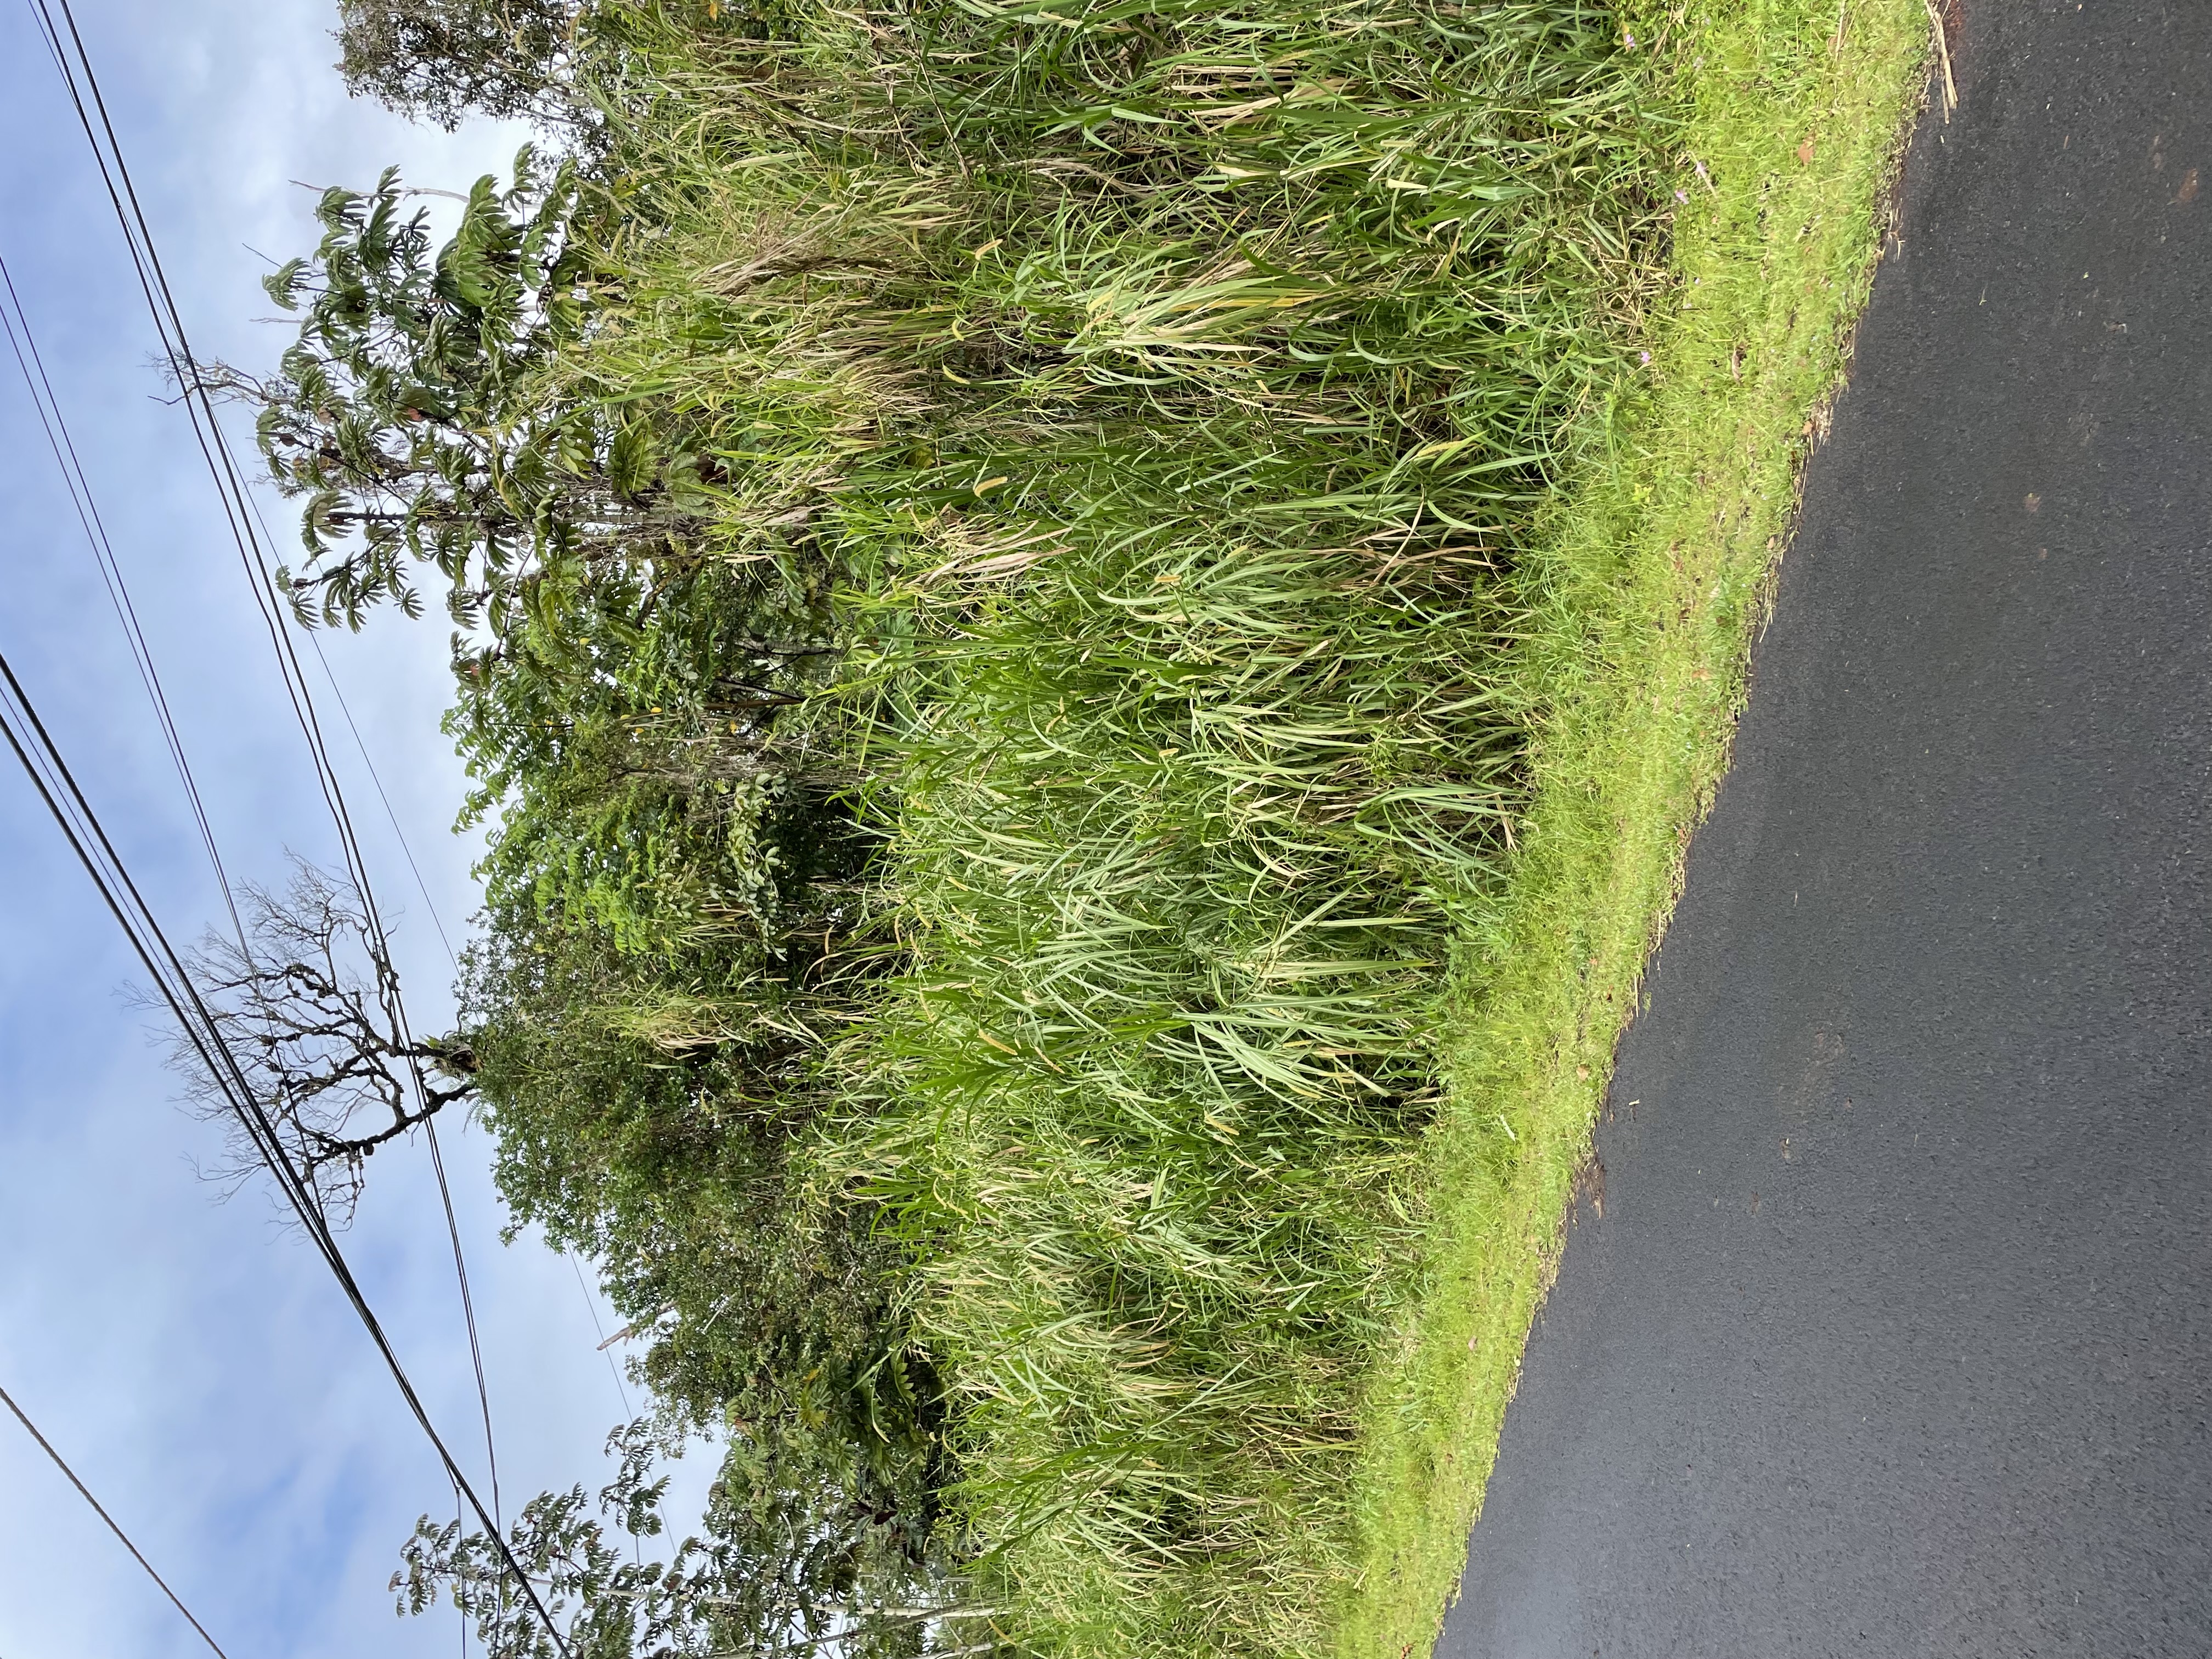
xmin=270 ymin=1 xmax=1664 ymax=1652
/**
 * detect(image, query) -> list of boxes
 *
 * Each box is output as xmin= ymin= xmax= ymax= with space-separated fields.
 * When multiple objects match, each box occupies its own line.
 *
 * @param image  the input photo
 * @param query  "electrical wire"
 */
xmin=0 ymin=642 xmax=567 ymax=1655
xmin=233 ymin=498 xmax=498 ymax=1537
xmin=14 ymin=1 xmax=557 ymax=1630
xmin=0 ymin=1375 xmax=234 ymax=1659
xmin=300 ymin=623 xmax=462 ymax=973
xmin=0 ymin=234 xmax=498 ymax=1659
xmin=26 ymin=0 xmax=509 ymax=1548
xmin=567 ymin=1251 xmax=636 ymax=1425
xmin=0 ymin=250 xmax=245 ymax=951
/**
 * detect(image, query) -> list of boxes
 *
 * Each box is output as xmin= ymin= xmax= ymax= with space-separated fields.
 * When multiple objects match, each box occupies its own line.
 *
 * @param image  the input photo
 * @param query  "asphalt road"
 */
xmin=1436 ymin=4 xmax=2212 ymax=1655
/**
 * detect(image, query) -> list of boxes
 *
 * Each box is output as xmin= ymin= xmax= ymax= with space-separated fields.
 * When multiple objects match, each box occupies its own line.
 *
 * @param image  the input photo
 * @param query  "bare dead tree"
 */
xmin=157 ymin=859 xmax=475 ymax=1224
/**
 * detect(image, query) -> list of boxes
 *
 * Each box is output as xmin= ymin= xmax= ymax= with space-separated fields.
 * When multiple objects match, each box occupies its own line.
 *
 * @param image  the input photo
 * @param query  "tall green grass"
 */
xmin=1330 ymin=4 xmax=1931 ymax=1650
xmin=541 ymin=10 xmax=1669 ymax=1646
xmin=596 ymin=6 xmax=1664 ymax=1651
xmin=392 ymin=0 xmax=1926 ymax=1650
xmin=852 ymin=537 xmax=1519 ymax=1651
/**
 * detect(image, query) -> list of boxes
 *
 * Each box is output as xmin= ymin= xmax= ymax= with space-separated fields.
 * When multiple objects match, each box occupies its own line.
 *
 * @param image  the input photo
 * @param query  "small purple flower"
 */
xmin=1639 ymin=351 xmax=1652 ymax=365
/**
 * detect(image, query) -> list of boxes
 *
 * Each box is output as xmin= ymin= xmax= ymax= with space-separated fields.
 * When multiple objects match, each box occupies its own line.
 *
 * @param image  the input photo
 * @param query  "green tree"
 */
xmin=420 ymin=922 xmax=951 ymax=1658
xmin=254 ymin=153 xmax=874 ymax=961
xmin=396 ymin=1418 xmax=973 ymax=1658
xmin=458 ymin=913 xmax=918 ymax=1459
xmin=336 ymin=0 xmax=583 ymax=129
xmin=255 ymin=150 xmax=606 ymax=637
xmin=251 ymin=144 xmax=939 ymax=1654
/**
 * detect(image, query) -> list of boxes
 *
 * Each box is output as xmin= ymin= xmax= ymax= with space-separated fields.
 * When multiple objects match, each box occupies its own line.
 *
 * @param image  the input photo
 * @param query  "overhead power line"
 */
xmin=1 ymin=233 xmax=502 ymax=1650
xmin=0 ymin=1376 xmax=233 ymax=1659
xmin=12 ymin=0 xmax=554 ymax=1642
xmin=0 ymin=641 xmax=566 ymax=1655
xmin=0 ymin=250 xmax=246 ymax=950
xmin=17 ymin=2 xmax=500 ymax=1492
xmin=26 ymin=0 xmax=506 ymax=1536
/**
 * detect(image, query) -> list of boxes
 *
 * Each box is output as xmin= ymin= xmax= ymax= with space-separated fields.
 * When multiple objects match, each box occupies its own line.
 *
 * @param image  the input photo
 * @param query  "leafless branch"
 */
xmin=149 ymin=858 xmax=475 ymax=1225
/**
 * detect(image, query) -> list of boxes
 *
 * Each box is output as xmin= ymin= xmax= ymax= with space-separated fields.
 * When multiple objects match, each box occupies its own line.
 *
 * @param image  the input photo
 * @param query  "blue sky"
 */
xmin=0 ymin=4 xmax=692 ymax=1653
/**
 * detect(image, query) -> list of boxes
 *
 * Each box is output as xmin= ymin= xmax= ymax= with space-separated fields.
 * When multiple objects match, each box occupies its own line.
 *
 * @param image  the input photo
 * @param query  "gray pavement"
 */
xmin=1437 ymin=3 xmax=2212 ymax=1654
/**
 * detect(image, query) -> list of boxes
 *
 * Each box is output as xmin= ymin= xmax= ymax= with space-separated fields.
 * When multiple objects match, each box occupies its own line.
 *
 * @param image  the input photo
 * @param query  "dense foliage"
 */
xmin=336 ymin=0 xmax=585 ymax=128
xmin=275 ymin=0 xmax=1667 ymax=1649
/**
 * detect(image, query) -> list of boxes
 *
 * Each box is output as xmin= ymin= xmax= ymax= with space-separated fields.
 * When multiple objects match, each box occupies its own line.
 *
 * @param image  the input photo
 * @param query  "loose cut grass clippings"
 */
xmin=1333 ymin=2 xmax=1929 ymax=1654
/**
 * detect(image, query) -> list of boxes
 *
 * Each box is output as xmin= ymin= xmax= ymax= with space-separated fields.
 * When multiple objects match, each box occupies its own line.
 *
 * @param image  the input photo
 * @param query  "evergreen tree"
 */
xmin=336 ymin=0 xmax=582 ymax=129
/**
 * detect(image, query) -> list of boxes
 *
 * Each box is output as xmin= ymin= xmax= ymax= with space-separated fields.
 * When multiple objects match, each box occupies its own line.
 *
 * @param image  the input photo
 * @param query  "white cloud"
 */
xmin=0 ymin=6 xmax=702 ymax=1655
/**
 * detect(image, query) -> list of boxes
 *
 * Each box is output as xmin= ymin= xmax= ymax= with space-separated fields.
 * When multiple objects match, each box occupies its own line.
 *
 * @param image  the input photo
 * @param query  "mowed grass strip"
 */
xmin=1336 ymin=2 xmax=1929 ymax=1653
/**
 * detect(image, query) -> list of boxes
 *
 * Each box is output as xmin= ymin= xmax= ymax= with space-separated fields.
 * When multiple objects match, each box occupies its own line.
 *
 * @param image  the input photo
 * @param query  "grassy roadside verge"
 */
xmin=258 ymin=4 xmax=1933 ymax=1651
xmin=1336 ymin=3 xmax=1929 ymax=1652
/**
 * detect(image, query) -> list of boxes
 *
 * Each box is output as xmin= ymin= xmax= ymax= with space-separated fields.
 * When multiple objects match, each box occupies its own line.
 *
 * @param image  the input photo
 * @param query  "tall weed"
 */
xmin=287 ymin=0 xmax=1668 ymax=1649
xmin=557 ymin=3 xmax=1666 ymax=1650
